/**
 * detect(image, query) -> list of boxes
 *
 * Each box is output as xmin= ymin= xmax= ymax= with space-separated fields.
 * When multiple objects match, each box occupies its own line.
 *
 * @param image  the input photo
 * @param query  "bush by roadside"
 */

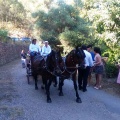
xmin=105 ymin=62 xmax=118 ymax=78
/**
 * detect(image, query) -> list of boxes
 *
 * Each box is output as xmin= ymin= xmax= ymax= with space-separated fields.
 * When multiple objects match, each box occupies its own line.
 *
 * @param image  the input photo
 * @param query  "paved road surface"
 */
xmin=0 ymin=59 xmax=120 ymax=120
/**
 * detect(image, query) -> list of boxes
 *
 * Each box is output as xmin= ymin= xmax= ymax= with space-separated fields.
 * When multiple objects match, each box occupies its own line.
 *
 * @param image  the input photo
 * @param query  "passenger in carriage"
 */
xmin=29 ymin=39 xmax=41 ymax=69
xmin=41 ymin=41 xmax=51 ymax=58
xmin=29 ymin=39 xmax=41 ymax=56
xmin=41 ymin=40 xmax=57 ymax=86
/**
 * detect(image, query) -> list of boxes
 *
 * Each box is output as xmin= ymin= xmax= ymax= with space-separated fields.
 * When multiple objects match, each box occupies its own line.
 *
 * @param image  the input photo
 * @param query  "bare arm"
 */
xmin=94 ymin=55 xmax=102 ymax=66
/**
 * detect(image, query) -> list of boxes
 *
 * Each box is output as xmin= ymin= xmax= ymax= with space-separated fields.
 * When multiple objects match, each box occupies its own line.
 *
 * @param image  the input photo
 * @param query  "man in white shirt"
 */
xmin=87 ymin=45 xmax=95 ymax=86
xmin=78 ymin=45 xmax=93 ymax=92
xmin=41 ymin=41 xmax=51 ymax=57
xmin=29 ymin=39 xmax=41 ymax=70
xmin=29 ymin=39 xmax=41 ymax=55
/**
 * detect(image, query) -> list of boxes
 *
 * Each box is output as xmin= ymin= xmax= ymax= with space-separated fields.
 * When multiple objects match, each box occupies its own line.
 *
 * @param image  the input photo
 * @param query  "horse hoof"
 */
xmin=59 ymin=92 xmax=64 ymax=96
xmin=76 ymin=98 xmax=82 ymax=103
xmin=47 ymin=99 xmax=52 ymax=103
xmin=35 ymin=87 xmax=38 ymax=90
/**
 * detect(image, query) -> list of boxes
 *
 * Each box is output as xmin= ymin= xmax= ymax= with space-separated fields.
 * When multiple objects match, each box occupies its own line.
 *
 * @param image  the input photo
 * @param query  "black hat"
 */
xmin=87 ymin=45 xmax=92 ymax=48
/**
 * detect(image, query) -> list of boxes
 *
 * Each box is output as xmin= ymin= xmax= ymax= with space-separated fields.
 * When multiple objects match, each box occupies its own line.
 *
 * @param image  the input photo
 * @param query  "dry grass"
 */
xmin=90 ymin=73 xmax=120 ymax=98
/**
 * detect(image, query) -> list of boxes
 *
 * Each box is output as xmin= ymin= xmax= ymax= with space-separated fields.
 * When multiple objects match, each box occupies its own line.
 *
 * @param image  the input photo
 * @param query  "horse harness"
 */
xmin=32 ymin=50 xmax=85 ymax=78
xmin=56 ymin=51 xmax=85 ymax=79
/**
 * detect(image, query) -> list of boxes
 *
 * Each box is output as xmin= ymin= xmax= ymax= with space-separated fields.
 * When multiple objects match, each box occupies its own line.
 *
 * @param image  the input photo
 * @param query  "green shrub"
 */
xmin=0 ymin=29 xmax=8 ymax=42
xmin=105 ymin=62 xmax=118 ymax=78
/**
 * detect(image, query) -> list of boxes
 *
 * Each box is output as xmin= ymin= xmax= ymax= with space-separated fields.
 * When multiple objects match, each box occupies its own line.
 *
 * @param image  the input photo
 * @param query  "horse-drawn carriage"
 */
xmin=25 ymin=48 xmax=85 ymax=103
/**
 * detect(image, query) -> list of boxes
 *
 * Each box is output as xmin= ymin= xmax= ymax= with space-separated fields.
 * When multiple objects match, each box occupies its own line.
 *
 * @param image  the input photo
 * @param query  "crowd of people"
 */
xmin=21 ymin=38 xmax=120 ymax=91
xmin=78 ymin=44 xmax=104 ymax=92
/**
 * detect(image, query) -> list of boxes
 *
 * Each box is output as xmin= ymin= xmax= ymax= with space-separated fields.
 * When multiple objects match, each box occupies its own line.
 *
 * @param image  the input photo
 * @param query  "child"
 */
xmin=21 ymin=50 xmax=26 ymax=68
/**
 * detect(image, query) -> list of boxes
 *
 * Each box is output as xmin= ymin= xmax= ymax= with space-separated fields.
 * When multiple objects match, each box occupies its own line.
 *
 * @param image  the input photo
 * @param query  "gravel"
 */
xmin=0 ymin=59 xmax=120 ymax=120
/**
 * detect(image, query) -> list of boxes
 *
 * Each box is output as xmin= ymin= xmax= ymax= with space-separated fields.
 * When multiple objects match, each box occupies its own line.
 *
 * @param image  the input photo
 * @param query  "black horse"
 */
xmin=57 ymin=47 xmax=85 ymax=103
xmin=32 ymin=50 xmax=63 ymax=103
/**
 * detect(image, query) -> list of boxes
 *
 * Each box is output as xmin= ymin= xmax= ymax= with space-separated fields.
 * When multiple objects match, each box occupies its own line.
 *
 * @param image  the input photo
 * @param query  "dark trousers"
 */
xmin=30 ymin=52 xmax=37 ymax=70
xmin=78 ymin=66 xmax=90 ymax=90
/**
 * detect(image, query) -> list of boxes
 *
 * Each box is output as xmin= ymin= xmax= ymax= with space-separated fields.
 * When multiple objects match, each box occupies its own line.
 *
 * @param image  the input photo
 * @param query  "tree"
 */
xmin=82 ymin=0 xmax=120 ymax=62
xmin=32 ymin=2 xmax=90 ymax=49
xmin=0 ymin=0 xmax=33 ymax=39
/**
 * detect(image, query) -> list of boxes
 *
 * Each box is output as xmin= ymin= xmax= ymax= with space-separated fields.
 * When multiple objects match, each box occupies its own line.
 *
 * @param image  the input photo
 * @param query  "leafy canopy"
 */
xmin=32 ymin=2 xmax=90 ymax=49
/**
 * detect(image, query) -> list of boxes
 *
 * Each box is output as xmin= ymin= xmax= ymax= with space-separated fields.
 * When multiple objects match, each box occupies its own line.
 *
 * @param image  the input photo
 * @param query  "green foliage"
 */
xmin=59 ymin=30 xmax=90 ymax=47
xmin=40 ymin=30 xmax=60 ymax=48
xmin=105 ymin=62 xmax=118 ymax=78
xmin=33 ymin=3 xmax=91 ymax=48
xmin=83 ymin=0 xmax=120 ymax=68
xmin=0 ymin=0 xmax=31 ymax=31
xmin=96 ymin=21 xmax=105 ymax=34
xmin=110 ymin=1 xmax=120 ymax=28
xmin=0 ymin=29 xmax=8 ymax=42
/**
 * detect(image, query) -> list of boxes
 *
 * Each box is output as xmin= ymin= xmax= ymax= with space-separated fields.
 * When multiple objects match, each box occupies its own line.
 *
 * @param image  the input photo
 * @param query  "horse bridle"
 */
xmin=58 ymin=50 xmax=85 ymax=78
xmin=44 ymin=49 xmax=85 ymax=77
xmin=45 ymin=52 xmax=63 ymax=76
xmin=64 ymin=54 xmax=78 ymax=76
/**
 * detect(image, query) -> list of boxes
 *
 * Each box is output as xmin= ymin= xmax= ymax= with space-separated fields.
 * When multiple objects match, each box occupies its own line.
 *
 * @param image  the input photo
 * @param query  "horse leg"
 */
xmin=33 ymin=74 xmax=38 ymax=90
xmin=59 ymin=78 xmax=64 ymax=96
xmin=73 ymin=78 xmax=82 ymax=103
xmin=58 ymin=77 xmax=64 ymax=89
xmin=47 ymin=78 xmax=52 ymax=103
xmin=44 ymin=78 xmax=52 ymax=103
xmin=58 ymin=77 xmax=60 ymax=90
xmin=53 ymin=76 xmax=57 ymax=87
xmin=41 ymin=75 xmax=45 ymax=89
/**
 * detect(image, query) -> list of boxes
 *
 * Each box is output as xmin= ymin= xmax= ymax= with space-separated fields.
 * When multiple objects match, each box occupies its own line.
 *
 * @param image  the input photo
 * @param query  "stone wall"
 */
xmin=0 ymin=42 xmax=29 ymax=66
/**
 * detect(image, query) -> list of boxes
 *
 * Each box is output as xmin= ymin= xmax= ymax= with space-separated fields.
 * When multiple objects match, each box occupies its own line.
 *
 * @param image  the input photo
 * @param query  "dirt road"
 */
xmin=0 ymin=59 xmax=120 ymax=120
